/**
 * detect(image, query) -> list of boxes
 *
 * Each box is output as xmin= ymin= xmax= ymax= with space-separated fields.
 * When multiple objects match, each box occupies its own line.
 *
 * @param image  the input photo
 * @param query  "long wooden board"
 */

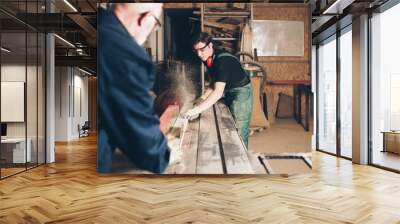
xmin=164 ymin=116 xmax=188 ymax=174
xmin=215 ymin=102 xmax=255 ymax=174
xmin=165 ymin=118 xmax=199 ymax=174
xmin=114 ymin=102 xmax=268 ymax=175
xmin=203 ymin=21 xmax=239 ymax=31
xmin=196 ymin=107 xmax=224 ymax=174
xmin=217 ymin=102 xmax=268 ymax=174
xmin=250 ymin=77 xmax=269 ymax=128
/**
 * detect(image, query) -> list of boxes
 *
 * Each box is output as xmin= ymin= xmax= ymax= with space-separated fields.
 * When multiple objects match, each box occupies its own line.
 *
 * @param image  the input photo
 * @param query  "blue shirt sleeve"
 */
xmin=99 ymin=41 xmax=170 ymax=173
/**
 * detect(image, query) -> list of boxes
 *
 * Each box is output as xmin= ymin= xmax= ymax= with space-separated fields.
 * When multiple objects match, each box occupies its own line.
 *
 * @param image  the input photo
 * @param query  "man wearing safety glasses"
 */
xmin=184 ymin=32 xmax=253 ymax=148
xmin=98 ymin=3 xmax=171 ymax=173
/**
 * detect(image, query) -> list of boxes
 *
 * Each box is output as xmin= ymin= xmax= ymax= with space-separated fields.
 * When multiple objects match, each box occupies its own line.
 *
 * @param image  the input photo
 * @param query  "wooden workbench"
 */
xmin=112 ymin=101 xmax=311 ymax=175
xmin=267 ymin=80 xmax=312 ymax=131
xmin=164 ymin=102 xmax=267 ymax=174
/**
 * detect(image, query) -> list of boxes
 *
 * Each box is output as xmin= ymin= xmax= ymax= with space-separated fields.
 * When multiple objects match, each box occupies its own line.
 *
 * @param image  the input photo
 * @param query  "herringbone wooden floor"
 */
xmin=1 ymin=135 xmax=400 ymax=223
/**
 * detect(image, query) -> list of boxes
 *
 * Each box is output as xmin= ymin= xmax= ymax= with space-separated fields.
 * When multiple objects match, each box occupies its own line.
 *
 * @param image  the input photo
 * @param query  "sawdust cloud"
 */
xmin=164 ymin=61 xmax=201 ymax=112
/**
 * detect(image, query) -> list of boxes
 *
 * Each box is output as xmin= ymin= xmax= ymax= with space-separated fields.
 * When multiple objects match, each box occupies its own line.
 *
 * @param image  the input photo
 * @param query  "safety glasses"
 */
xmin=193 ymin=41 xmax=211 ymax=54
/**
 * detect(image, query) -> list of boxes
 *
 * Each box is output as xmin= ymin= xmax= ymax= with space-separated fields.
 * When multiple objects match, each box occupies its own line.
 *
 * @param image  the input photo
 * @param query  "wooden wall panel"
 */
xmin=253 ymin=3 xmax=310 ymax=62
xmin=264 ymin=62 xmax=310 ymax=81
xmin=263 ymin=62 xmax=310 ymax=122
xmin=253 ymin=4 xmax=311 ymax=123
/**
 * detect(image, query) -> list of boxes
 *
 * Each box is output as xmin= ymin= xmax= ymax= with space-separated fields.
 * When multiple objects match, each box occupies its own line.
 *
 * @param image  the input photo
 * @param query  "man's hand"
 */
xmin=182 ymin=107 xmax=201 ymax=120
xmin=166 ymin=134 xmax=182 ymax=165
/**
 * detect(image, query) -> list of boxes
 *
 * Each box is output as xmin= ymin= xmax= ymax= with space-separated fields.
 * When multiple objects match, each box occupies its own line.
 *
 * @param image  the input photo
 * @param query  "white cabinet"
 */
xmin=1 ymin=138 xmax=32 ymax=163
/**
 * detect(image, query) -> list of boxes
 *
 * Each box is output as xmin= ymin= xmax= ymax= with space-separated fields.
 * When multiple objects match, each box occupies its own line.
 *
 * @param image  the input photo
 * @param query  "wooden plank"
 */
xmin=250 ymin=77 xmax=269 ymax=129
xmin=203 ymin=21 xmax=238 ymax=31
xmin=164 ymin=117 xmax=188 ymax=174
xmin=215 ymin=102 xmax=255 ymax=174
xmin=217 ymin=102 xmax=268 ymax=174
xmin=196 ymin=107 xmax=224 ymax=174
xmin=169 ymin=119 xmax=200 ymax=174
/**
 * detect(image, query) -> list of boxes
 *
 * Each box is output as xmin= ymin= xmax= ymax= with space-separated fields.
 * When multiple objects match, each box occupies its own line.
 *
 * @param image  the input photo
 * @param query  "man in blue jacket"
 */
xmin=97 ymin=3 xmax=170 ymax=173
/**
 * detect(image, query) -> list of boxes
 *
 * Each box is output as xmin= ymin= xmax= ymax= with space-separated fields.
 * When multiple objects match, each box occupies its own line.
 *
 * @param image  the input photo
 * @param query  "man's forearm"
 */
xmin=201 ymin=88 xmax=213 ymax=99
xmin=197 ymin=89 xmax=223 ymax=113
xmin=184 ymin=82 xmax=225 ymax=119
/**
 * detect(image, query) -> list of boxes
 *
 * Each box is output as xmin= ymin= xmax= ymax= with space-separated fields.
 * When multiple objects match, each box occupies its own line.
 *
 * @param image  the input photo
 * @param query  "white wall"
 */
xmin=1 ymin=65 xmax=39 ymax=138
xmin=55 ymin=66 xmax=69 ymax=141
xmin=71 ymin=72 xmax=89 ymax=138
xmin=1 ymin=64 xmax=45 ymax=164
xmin=1 ymin=65 xmax=26 ymax=140
xmin=55 ymin=67 xmax=89 ymax=141
xmin=1 ymin=65 xmax=26 ymax=133
xmin=1 ymin=65 xmax=26 ymax=81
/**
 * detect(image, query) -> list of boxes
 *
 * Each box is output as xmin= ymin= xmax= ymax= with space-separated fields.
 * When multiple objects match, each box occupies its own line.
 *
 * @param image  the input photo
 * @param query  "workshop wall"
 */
xmin=253 ymin=4 xmax=311 ymax=123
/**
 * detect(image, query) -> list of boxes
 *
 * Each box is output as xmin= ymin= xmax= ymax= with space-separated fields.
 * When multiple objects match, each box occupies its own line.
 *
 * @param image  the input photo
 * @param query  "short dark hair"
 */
xmin=192 ymin=32 xmax=213 ymax=46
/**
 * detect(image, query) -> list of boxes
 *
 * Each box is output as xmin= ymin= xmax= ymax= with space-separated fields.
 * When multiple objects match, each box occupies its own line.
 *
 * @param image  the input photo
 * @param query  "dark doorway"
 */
xmin=164 ymin=9 xmax=200 ymax=63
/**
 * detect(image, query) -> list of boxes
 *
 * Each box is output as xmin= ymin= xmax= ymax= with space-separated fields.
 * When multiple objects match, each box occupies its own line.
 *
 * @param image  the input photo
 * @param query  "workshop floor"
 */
xmin=249 ymin=118 xmax=312 ymax=154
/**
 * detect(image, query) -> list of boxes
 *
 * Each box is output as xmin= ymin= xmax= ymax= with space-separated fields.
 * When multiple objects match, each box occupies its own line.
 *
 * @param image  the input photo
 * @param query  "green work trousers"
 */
xmin=224 ymin=83 xmax=253 ymax=148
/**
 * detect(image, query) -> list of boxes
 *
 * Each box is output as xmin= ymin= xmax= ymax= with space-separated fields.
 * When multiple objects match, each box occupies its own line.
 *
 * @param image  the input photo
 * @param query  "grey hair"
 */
xmin=98 ymin=3 xmax=114 ymax=10
xmin=106 ymin=3 xmax=116 ymax=10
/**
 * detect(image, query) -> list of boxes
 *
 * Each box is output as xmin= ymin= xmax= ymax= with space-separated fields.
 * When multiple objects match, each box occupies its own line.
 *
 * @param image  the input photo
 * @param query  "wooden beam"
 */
xmin=215 ymin=102 xmax=255 ymax=174
xmin=164 ymin=116 xmax=189 ymax=174
xmin=196 ymin=107 xmax=224 ymax=174
xmin=217 ymin=102 xmax=268 ymax=174
xmin=167 ymin=119 xmax=200 ymax=174
xmin=203 ymin=21 xmax=238 ymax=31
